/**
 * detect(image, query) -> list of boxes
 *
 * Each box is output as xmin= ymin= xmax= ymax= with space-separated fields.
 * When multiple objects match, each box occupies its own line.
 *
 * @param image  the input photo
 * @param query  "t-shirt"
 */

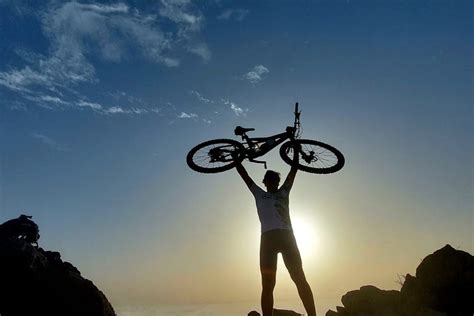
xmin=250 ymin=183 xmax=293 ymax=233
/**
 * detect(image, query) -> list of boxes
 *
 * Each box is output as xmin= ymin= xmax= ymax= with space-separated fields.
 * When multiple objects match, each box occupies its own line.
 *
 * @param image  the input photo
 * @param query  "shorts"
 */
xmin=260 ymin=229 xmax=302 ymax=274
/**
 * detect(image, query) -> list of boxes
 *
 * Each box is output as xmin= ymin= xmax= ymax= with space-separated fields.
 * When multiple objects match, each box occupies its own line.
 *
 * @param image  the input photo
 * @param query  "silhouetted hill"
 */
xmin=0 ymin=215 xmax=115 ymax=316
xmin=326 ymin=245 xmax=473 ymax=316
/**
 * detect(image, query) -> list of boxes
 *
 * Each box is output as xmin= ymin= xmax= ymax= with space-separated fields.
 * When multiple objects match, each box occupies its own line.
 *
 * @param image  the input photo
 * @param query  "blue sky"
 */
xmin=0 ymin=0 xmax=472 ymax=311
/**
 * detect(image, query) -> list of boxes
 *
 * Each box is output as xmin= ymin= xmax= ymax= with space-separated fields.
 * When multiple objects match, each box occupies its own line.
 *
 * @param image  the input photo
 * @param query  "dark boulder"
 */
xmin=0 ymin=215 xmax=115 ymax=316
xmin=326 ymin=245 xmax=473 ymax=316
xmin=400 ymin=244 xmax=474 ymax=316
xmin=339 ymin=285 xmax=401 ymax=316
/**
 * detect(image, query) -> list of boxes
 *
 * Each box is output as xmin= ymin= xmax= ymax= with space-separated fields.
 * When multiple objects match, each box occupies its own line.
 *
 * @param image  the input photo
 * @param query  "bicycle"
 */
xmin=186 ymin=103 xmax=345 ymax=174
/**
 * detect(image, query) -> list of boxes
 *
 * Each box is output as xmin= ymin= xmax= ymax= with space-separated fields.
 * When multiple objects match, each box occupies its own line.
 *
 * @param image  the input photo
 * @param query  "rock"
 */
xmin=327 ymin=245 xmax=473 ymax=316
xmin=340 ymin=285 xmax=401 ymax=315
xmin=336 ymin=305 xmax=347 ymax=315
xmin=401 ymin=244 xmax=474 ymax=315
xmin=0 ymin=215 xmax=115 ymax=316
xmin=0 ymin=214 xmax=39 ymax=243
xmin=326 ymin=306 xmax=348 ymax=316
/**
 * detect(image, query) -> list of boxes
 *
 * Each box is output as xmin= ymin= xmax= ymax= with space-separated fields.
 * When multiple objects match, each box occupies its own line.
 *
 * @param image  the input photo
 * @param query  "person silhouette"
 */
xmin=234 ymin=145 xmax=317 ymax=316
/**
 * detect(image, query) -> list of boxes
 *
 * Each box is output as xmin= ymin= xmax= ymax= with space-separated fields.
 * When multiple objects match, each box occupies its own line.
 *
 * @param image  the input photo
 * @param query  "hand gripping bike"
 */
xmin=186 ymin=103 xmax=345 ymax=174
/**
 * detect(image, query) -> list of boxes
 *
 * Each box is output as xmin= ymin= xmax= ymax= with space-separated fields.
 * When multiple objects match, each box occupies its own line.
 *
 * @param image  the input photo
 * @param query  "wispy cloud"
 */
xmin=31 ymin=132 xmax=69 ymax=151
xmin=0 ymin=66 xmax=50 ymax=93
xmin=105 ymin=106 xmax=126 ymax=114
xmin=178 ymin=112 xmax=198 ymax=119
xmin=39 ymin=95 xmax=69 ymax=105
xmin=77 ymin=100 xmax=103 ymax=110
xmin=0 ymin=1 xmax=211 ymax=114
xmin=0 ymin=2 xmax=172 ymax=94
xmin=222 ymin=99 xmax=247 ymax=116
xmin=159 ymin=0 xmax=203 ymax=34
xmin=244 ymin=65 xmax=269 ymax=84
xmin=22 ymin=94 xmax=70 ymax=109
xmin=77 ymin=99 xmax=151 ymax=116
xmin=217 ymin=9 xmax=249 ymax=21
xmin=190 ymin=90 xmax=213 ymax=103
xmin=0 ymin=2 xmax=221 ymax=125
xmin=99 ymin=105 xmax=149 ymax=115
xmin=42 ymin=2 xmax=175 ymax=70
xmin=188 ymin=43 xmax=212 ymax=62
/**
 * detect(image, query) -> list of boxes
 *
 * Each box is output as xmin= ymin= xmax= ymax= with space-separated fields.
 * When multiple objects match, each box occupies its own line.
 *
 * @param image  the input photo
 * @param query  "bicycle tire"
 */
xmin=186 ymin=139 xmax=245 ymax=173
xmin=280 ymin=139 xmax=345 ymax=174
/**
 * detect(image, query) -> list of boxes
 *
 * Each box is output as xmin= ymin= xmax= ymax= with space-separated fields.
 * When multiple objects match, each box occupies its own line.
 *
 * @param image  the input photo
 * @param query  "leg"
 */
xmin=281 ymin=234 xmax=317 ymax=316
xmin=260 ymin=233 xmax=278 ymax=316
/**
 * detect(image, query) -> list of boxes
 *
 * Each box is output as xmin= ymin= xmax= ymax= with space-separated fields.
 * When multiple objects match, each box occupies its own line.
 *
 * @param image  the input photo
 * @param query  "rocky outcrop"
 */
xmin=0 ymin=215 xmax=116 ymax=316
xmin=326 ymin=245 xmax=473 ymax=316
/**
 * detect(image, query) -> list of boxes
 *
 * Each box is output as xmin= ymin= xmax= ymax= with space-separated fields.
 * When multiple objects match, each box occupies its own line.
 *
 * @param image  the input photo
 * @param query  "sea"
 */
xmin=116 ymin=298 xmax=341 ymax=315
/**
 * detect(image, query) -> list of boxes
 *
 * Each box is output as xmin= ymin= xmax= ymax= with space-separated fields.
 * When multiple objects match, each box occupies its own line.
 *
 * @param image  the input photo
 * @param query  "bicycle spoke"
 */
xmin=188 ymin=140 xmax=240 ymax=170
xmin=295 ymin=143 xmax=339 ymax=169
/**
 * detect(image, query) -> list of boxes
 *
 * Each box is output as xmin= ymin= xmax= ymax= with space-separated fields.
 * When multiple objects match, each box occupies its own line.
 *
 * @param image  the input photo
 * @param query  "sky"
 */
xmin=0 ymin=0 xmax=472 ymax=313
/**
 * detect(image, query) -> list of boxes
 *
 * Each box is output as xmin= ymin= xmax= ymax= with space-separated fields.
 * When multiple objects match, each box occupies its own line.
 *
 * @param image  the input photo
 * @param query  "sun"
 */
xmin=291 ymin=214 xmax=320 ymax=259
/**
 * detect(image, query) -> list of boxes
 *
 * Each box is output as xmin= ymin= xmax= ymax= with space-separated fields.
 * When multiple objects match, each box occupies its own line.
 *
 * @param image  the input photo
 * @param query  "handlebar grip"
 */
xmin=295 ymin=102 xmax=299 ymax=113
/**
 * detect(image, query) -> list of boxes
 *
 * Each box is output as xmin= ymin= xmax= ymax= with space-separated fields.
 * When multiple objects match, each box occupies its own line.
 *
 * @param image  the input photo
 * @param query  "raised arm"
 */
xmin=234 ymin=160 xmax=255 ymax=189
xmin=282 ymin=142 xmax=300 ymax=191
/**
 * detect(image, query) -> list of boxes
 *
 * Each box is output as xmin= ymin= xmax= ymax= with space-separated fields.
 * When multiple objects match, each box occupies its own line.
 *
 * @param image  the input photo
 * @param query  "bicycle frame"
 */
xmin=241 ymin=129 xmax=295 ymax=158
xmin=236 ymin=103 xmax=301 ymax=167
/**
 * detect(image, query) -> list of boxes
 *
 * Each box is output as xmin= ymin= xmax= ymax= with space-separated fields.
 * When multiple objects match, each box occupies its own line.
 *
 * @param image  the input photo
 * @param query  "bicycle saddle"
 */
xmin=234 ymin=126 xmax=255 ymax=136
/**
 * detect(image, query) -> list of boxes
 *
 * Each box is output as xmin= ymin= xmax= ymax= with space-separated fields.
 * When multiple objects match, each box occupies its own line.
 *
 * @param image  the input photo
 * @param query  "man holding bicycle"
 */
xmin=234 ymin=145 xmax=317 ymax=316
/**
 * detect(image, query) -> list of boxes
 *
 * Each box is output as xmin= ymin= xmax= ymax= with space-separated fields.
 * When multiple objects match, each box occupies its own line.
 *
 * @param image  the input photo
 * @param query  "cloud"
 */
xmin=77 ymin=100 xmax=103 ymax=110
xmin=42 ymin=2 xmax=174 ymax=67
xmin=188 ymin=43 xmax=211 ymax=62
xmin=0 ymin=1 xmax=211 ymax=111
xmin=217 ymin=9 xmax=249 ymax=21
xmin=31 ymin=132 xmax=69 ymax=151
xmin=0 ymin=2 xmax=162 ymax=93
xmin=244 ymin=65 xmax=269 ymax=84
xmin=0 ymin=66 xmax=50 ymax=92
xmin=130 ymin=107 xmax=148 ymax=114
xmin=159 ymin=0 xmax=203 ymax=34
xmin=222 ymin=99 xmax=247 ymax=116
xmin=230 ymin=103 xmax=244 ymax=116
xmin=190 ymin=90 xmax=213 ymax=103
xmin=77 ymin=102 xmax=149 ymax=115
xmin=40 ymin=95 xmax=69 ymax=104
xmin=178 ymin=112 xmax=198 ymax=119
xmin=21 ymin=94 xmax=70 ymax=109
xmin=0 ymin=2 xmax=218 ymax=125
xmin=105 ymin=106 xmax=126 ymax=114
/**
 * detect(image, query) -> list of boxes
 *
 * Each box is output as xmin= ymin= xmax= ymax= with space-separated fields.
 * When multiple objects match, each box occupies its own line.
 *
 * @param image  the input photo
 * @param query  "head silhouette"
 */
xmin=263 ymin=170 xmax=280 ymax=192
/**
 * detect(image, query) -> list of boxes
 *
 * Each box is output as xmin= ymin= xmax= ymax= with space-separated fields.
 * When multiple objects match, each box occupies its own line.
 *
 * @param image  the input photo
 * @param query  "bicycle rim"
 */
xmin=280 ymin=139 xmax=344 ymax=174
xmin=187 ymin=139 xmax=244 ymax=173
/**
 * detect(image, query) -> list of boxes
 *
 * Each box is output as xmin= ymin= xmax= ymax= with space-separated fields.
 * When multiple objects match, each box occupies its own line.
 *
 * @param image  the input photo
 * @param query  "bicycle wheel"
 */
xmin=186 ymin=139 xmax=245 ymax=173
xmin=280 ymin=139 xmax=345 ymax=174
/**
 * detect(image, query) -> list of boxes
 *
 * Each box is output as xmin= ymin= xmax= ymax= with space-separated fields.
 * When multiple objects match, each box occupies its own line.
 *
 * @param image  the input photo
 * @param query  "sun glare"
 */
xmin=291 ymin=214 xmax=320 ymax=259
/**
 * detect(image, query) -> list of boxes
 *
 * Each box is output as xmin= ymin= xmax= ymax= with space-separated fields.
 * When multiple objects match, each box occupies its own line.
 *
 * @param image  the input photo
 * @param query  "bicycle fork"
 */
xmin=286 ymin=143 xmax=316 ymax=164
